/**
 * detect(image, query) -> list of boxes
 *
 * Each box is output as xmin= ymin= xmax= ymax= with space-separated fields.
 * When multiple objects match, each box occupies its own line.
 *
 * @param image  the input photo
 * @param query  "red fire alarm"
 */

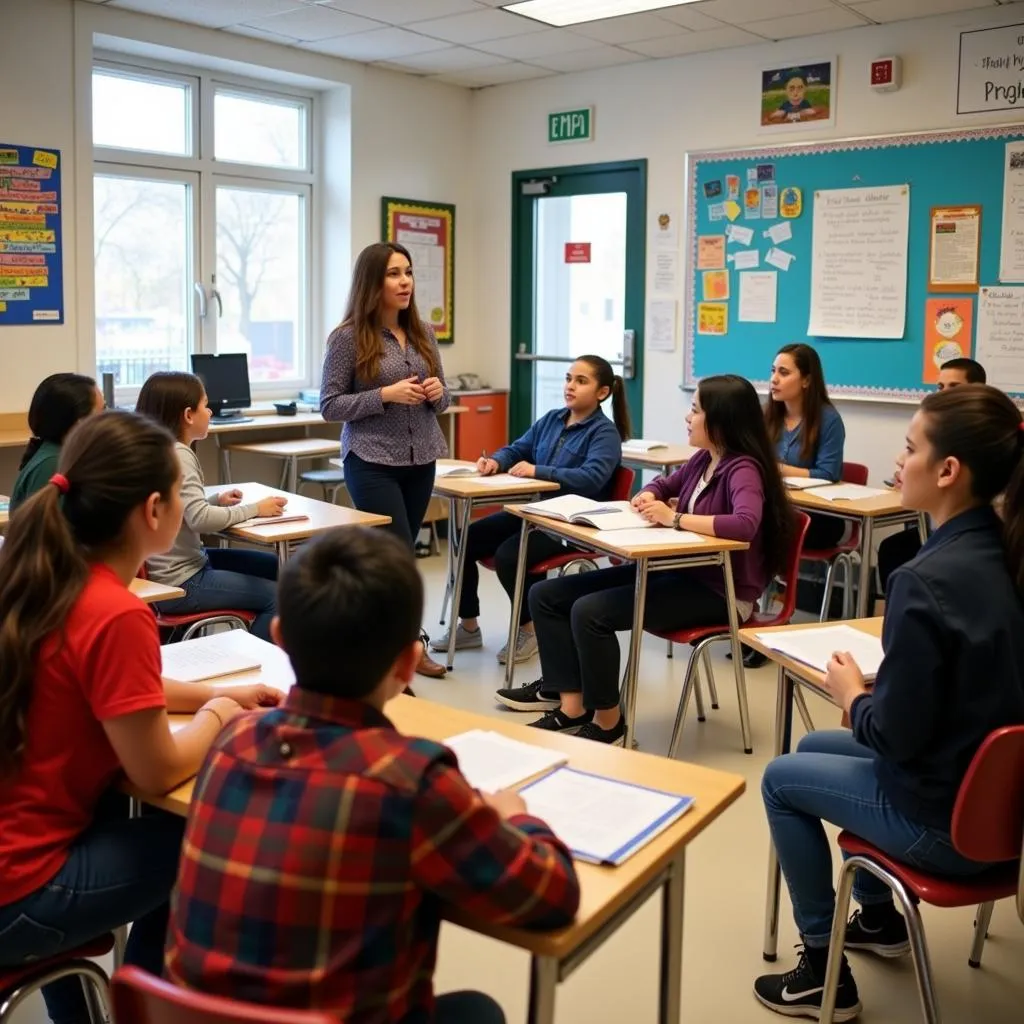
xmin=870 ymin=56 xmax=902 ymax=93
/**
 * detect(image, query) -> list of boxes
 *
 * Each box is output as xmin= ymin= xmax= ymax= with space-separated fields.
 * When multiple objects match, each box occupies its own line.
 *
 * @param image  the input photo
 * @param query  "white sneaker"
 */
xmin=497 ymin=628 xmax=539 ymax=665
xmin=429 ymin=623 xmax=482 ymax=651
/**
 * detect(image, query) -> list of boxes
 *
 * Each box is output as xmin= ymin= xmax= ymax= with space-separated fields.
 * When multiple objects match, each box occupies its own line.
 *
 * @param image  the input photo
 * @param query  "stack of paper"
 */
xmin=444 ymin=730 xmax=567 ymax=791
xmin=238 ymin=513 xmax=310 ymax=527
xmin=784 ymin=477 xmax=834 ymax=490
xmin=752 ymin=624 xmax=884 ymax=679
xmin=804 ymin=484 xmax=889 ymax=502
xmin=622 ymin=439 xmax=668 ymax=453
xmin=435 ymin=463 xmax=479 ymax=478
xmin=588 ymin=527 xmax=705 ymax=547
xmin=161 ymin=632 xmax=263 ymax=684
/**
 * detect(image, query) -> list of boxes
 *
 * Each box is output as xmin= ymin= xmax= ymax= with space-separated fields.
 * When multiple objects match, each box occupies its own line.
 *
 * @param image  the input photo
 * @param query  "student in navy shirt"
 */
xmin=754 ymin=384 xmax=1024 ymax=1021
xmin=432 ymin=356 xmax=629 ymax=666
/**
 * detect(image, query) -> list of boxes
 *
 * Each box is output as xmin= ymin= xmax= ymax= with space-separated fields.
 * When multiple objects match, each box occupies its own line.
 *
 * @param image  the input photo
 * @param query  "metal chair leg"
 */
xmin=667 ymin=651 xmax=701 ymax=759
xmin=693 ymin=668 xmax=706 ymax=723
xmin=969 ymin=901 xmax=995 ymax=968
xmin=701 ymin=648 xmax=719 ymax=709
xmin=793 ymin=687 xmax=816 ymax=734
xmin=820 ymin=558 xmax=839 ymax=622
xmin=666 ymin=637 xmax=673 ymax=659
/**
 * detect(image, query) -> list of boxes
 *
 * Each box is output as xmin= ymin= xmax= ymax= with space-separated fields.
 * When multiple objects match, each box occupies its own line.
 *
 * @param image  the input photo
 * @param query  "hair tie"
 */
xmin=49 ymin=473 xmax=69 ymax=495
xmin=1019 ymin=421 xmax=1024 ymax=433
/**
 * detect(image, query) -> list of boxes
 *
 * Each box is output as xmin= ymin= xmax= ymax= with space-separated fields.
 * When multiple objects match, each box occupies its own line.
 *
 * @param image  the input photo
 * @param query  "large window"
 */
xmin=92 ymin=59 xmax=314 ymax=392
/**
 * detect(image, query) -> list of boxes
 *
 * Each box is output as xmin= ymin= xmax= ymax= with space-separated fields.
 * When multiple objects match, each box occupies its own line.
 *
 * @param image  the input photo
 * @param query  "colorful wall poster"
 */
xmin=696 ymin=234 xmax=726 ymax=269
xmin=923 ymin=297 xmax=974 ymax=383
xmin=0 ymin=143 xmax=63 ymax=325
xmin=702 ymin=270 xmax=729 ymax=301
xmin=697 ymin=302 xmax=728 ymax=335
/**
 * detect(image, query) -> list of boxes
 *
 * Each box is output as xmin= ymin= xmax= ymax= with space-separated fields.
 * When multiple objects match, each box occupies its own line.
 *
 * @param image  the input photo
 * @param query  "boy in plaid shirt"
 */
xmin=165 ymin=527 xmax=580 ymax=1023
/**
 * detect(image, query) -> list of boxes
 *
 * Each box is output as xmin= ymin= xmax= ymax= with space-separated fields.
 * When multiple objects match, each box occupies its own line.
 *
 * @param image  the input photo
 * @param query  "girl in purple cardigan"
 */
xmin=495 ymin=374 xmax=793 ymax=746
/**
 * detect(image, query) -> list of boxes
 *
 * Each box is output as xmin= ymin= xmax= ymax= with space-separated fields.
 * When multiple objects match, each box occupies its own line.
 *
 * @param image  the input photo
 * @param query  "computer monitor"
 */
xmin=190 ymin=353 xmax=251 ymax=420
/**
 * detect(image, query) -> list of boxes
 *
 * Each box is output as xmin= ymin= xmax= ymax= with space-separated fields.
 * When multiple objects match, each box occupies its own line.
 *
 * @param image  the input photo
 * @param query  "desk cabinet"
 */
xmin=454 ymin=392 xmax=508 ymax=461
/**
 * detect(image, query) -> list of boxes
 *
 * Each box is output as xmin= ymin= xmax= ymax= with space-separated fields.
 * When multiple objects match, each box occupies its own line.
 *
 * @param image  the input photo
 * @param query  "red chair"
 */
xmin=138 ymin=566 xmax=257 ymax=642
xmin=801 ymin=462 xmax=869 ymax=621
xmin=648 ymin=510 xmax=811 ymax=757
xmin=111 ymin=966 xmax=336 ymax=1024
xmin=819 ymin=725 xmax=1024 ymax=1024
xmin=0 ymin=934 xmax=113 ymax=1024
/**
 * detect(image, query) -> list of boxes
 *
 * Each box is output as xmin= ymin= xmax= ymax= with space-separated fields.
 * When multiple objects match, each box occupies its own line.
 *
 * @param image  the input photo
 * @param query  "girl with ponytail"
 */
xmin=431 ymin=354 xmax=631 ymax=666
xmin=0 ymin=411 xmax=280 ymax=1024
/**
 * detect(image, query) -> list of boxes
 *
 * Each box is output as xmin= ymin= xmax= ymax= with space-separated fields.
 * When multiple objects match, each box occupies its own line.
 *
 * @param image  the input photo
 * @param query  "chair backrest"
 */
xmin=111 ymin=967 xmax=337 ymax=1024
xmin=842 ymin=462 xmax=869 ymax=486
xmin=950 ymin=725 xmax=1024 ymax=864
xmin=610 ymin=465 xmax=636 ymax=502
xmin=759 ymin=510 xmax=811 ymax=627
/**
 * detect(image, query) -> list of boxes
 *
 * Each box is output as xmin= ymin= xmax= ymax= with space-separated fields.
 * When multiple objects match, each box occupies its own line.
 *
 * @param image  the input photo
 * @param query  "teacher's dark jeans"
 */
xmin=344 ymin=452 xmax=436 ymax=550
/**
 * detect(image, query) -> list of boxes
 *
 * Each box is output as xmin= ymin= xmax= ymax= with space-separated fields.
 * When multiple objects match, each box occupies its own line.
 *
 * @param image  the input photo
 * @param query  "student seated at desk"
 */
xmin=0 ymin=411 xmax=278 ymax=1024
xmin=10 ymin=372 xmax=104 ymax=512
xmin=495 ymin=374 xmax=793 ymax=745
xmin=432 ymin=354 xmax=629 ymax=665
xmin=165 ymin=528 xmax=580 ymax=1024
xmin=754 ymin=384 xmax=1024 ymax=1022
xmin=136 ymin=372 xmax=286 ymax=642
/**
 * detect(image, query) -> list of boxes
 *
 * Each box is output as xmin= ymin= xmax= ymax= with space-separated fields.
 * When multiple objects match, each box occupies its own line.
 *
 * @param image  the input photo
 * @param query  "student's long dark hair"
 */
xmin=135 ymin=371 xmax=205 ymax=443
xmin=577 ymin=354 xmax=632 ymax=441
xmin=0 ymin=412 xmax=178 ymax=775
xmin=764 ymin=343 xmax=834 ymax=463
xmin=700 ymin=374 xmax=794 ymax=576
xmin=337 ymin=242 xmax=439 ymax=384
xmin=920 ymin=385 xmax=1024 ymax=594
xmin=19 ymin=373 xmax=98 ymax=469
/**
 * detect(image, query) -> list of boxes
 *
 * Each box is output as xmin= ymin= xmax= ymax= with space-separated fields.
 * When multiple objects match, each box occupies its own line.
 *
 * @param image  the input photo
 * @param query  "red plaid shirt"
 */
xmin=165 ymin=689 xmax=580 ymax=1022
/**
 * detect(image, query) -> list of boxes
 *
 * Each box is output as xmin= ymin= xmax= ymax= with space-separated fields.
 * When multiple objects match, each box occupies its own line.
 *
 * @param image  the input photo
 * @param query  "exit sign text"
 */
xmin=548 ymin=107 xmax=593 ymax=144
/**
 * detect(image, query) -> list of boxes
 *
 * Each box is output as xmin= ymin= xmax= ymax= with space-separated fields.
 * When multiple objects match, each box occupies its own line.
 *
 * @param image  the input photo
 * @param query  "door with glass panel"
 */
xmin=510 ymin=161 xmax=647 ymax=437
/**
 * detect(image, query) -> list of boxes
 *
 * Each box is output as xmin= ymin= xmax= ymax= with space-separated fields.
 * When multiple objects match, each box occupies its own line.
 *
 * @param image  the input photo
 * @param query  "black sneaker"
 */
xmin=495 ymin=678 xmax=560 ymax=712
xmin=844 ymin=909 xmax=910 ymax=958
xmin=528 ymin=708 xmax=593 ymax=735
xmin=575 ymin=718 xmax=625 ymax=746
xmin=753 ymin=948 xmax=862 ymax=1021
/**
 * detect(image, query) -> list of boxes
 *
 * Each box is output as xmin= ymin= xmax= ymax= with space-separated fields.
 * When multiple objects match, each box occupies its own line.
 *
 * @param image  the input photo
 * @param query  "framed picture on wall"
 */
xmin=381 ymin=197 xmax=455 ymax=344
xmin=759 ymin=59 xmax=837 ymax=131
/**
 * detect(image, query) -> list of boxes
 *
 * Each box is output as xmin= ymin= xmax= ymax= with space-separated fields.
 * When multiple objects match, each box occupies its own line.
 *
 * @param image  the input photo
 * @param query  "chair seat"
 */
xmin=802 ymin=539 xmax=861 ymax=560
xmin=837 ymin=832 xmax=1020 ymax=908
xmin=0 ymin=934 xmax=114 ymax=993
xmin=648 ymin=620 xmax=753 ymax=646
xmin=480 ymin=550 xmax=600 ymax=574
xmin=155 ymin=609 xmax=257 ymax=628
xmin=299 ymin=469 xmax=344 ymax=484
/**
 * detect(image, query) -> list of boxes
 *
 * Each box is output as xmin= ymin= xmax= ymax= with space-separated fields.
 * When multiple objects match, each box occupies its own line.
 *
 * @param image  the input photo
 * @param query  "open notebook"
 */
xmin=161 ymin=632 xmax=263 ymax=684
xmin=753 ymin=624 xmax=884 ymax=680
xmin=444 ymin=730 xmax=567 ymax=792
xmin=521 ymin=496 xmax=651 ymax=531
xmin=622 ymin=439 xmax=668 ymax=453
xmin=237 ymin=513 xmax=310 ymax=527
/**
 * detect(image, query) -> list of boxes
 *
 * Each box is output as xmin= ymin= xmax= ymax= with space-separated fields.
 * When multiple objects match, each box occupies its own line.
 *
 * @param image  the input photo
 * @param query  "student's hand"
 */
xmin=382 ymin=377 xmax=426 ymax=405
xmin=667 ymin=497 xmax=679 ymax=510
xmin=823 ymin=651 xmax=869 ymax=713
xmin=422 ymin=377 xmax=444 ymax=403
xmin=217 ymin=488 xmax=244 ymax=507
xmin=631 ymin=490 xmax=657 ymax=510
xmin=221 ymin=684 xmax=283 ymax=710
xmin=509 ymin=461 xmax=536 ymax=478
xmin=256 ymin=496 xmax=288 ymax=518
xmin=639 ymin=500 xmax=675 ymax=527
xmin=199 ymin=696 xmax=246 ymax=730
xmin=477 ymin=457 xmax=500 ymax=475
xmin=482 ymin=789 xmax=528 ymax=819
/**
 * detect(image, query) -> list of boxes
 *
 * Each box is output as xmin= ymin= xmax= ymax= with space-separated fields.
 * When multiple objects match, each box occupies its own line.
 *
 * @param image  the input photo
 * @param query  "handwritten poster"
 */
xmin=976 ymin=285 xmax=1024 ymax=391
xmin=958 ymin=22 xmax=1024 ymax=114
xmin=923 ymin=297 xmax=974 ymax=383
xmin=697 ymin=302 xmax=728 ymax=335
xmin=0 ymin=143 xmax=63 ymax=325
xmin=653 ymin=250 xmax=680 ymax=294
xmin=808 ymin=185 xmax=910 ymax=338
xmin=1000 ymin=142 xmax=1024 ymax=282
xmin=646 ymin=299 xmax=677 ymax=352
xmin=738 ymin=271 xmax=777 ymax=323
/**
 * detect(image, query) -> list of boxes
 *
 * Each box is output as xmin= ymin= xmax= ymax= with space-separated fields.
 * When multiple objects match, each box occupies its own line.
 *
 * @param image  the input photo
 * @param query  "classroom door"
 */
xmin=510 ymin=161 xmax=647 ymax=437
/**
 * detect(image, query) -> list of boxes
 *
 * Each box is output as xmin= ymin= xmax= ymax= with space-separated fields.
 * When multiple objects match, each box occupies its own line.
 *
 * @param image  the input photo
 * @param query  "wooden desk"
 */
xmin=208 ymin=482 xmax=391 ymax=565
xmin=504 ymin=508 xmax=751 ymax=752
xmin=787 ymin=487 xmax=926 ymax=617
xmin=224 ymin=437 xmax=340 ymax=492
xmin=621 ymin=444 xmax=695 ymax=478
xmin=432 ymin=461 xmax=560 ymax=670
xmin=149 ymin=633 xmax=745 ymax=1024
xmin=130 ymin=577 xmax=185 ymax=604
xmin=739 ymin=616 xmax=882 ymax=963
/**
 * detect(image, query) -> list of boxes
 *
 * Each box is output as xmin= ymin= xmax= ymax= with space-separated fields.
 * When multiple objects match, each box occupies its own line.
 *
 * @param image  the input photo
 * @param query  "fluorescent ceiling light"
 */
xmin=502 ymin=0 xmax=702 ymax=28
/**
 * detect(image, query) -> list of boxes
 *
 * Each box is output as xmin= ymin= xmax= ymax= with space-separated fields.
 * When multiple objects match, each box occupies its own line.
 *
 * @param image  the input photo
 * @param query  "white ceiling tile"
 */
xmin=227 ymin=23 xmax=304 ymax=44
xmin=298 ymin=26 xmax=452 ymax=59
xmin=476 ymin=28 xmax=598 ymax=58
xmin=567 ymin=12 xmax=690 ymax=44
xmin=531 ymin=44 xmax=649 ymax=72
xmin=625 ymin=24 xmax=766 ymax=57
xmin=655 ymin=6 xmax=730 ymax=31
xmin=245 ymin=5 xmax=382 ymax=40
xmin=317 ymin=0 xmax=484 ymax=23
xmin=691 ymin=0 xmax=836 ymax=24
xmin=107 ymin=0 xmax=304 ymax=28
xmin=745 ymin=6 xmax=869 ymax=39
xmin=377 ymin=46 xmax=511 ymax=72
xmin=433 ymin=61 xmax=556 ymax=87
xmin=851 ymin=0 xmax=996 ymax=22
xmin=408 ymin=8 xmax=545 ymax=44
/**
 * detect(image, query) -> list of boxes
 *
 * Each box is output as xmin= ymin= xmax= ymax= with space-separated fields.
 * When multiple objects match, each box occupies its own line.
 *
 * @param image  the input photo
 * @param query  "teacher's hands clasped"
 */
xmin=382 ymin=376 xmax=444 ymax=405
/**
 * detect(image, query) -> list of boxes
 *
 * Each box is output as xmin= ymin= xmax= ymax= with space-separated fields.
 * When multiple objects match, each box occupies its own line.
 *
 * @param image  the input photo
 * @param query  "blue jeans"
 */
xmin=762 ymin=730 xmax=989 ymax=947
xmin=436 ymin=991 xmax=505 ymax=1024
xmin=155 ymin=547 xmax=279 ymax=641
xmin=0 ymin=793 xmax=184 ymax=1024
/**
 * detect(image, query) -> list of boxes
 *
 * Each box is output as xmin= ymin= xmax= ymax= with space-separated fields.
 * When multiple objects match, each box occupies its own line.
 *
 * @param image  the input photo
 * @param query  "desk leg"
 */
xmin=504 ymin=519 xmax=533 ymax=689
xmin=659 ymin=850 xmax=686 ymax=1024
xmin=446 ymin=497 xmax=474 ymax=670
xmin=527 ymin=956 xmax=558 ymax=1024
xmin=722 ymin=552 xmax=752 ymax=755
xmin=856 ymin=516 xmax=874 ymax=618
xmin=763 ymin=664 xmax=795 ymax=962
xmin=621 ymin=558 xmax=650 ymax=750
xmin=439 ymin=496 xmax=456 ymax=625
xmin=277 ymin=541 xmax=289 ymax=568
xmin=217 ymin=438 xmax=231 ymax=485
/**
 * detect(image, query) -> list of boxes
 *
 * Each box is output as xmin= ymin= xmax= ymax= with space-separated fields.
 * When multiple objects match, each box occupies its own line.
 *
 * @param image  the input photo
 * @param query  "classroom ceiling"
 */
xmin=87 ymin=0 xmax=1022 ymax=88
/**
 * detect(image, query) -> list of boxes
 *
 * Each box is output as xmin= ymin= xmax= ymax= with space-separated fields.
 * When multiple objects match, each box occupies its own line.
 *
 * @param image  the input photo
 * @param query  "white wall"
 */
xmin=469 ymin=2 xmax=1024 ymax=484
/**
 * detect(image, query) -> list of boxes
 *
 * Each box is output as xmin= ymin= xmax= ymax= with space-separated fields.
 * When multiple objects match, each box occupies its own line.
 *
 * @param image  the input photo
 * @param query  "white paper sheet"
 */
xmin=753 ymin=624 xmax=884 ymax=680
xmin=621 ymin=440 xmax=668 ymax=452
xmin=1000 ymin=141 xmax=1024 ymax=282
xmin=653 ymin=250 xmax=679 ymax=294
xmin=976 ymin=285 xmax=1024 ymax=391
xmin=764 ymin=221 xmax=793 ymax=245
xmin=161 ymin=633 xmax=262 ymax=684
xmin=783 ymin=476 xmax=834 ymax=489
xmin=444 ymin=730 xmax=567 ymax=792
xmin=726 ymin=224 xmax=754 ymax=246
xmin=738 ymin=271 xmax=777 ymax=323
xmin=728 ymin=249 xmax=760 ymax=270
xmin=590 ymin=528 xmax=706 ymax=547
xmin=647 ymin=299 xmax=677 ymax=352
xmin=765 ymin=247 xmax=795 ymax=272
xmin=804 ymin=484 xmax=889 ymax=501
xmin=435 ymin=463 xmax=479 ymax=478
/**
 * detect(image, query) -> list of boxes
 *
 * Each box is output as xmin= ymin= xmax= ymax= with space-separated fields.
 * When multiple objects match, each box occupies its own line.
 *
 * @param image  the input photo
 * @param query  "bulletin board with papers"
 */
xmin=684 ymin=125 xmax=1024 ymax=402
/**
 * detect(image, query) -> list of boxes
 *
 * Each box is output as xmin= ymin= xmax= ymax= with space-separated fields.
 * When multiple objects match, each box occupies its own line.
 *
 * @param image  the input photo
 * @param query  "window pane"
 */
xmin=94 ymin=176 xmax=192 ymax=384
xmin=216 ymin=187 xmax=304 ymax=382
xmin=214 ymin=91 xmax=306 ymax=170
xmin=92 ymin=70 xmax=191 ymax=156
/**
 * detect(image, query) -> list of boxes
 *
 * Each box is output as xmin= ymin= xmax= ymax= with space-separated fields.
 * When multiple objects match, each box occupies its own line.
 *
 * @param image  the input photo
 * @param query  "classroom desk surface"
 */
xmin=129 ymin=577 xmax=185 ymax=604
xmin=0 ymin=430 xmax=29 ymax=450
xmin=620 ymin=444 xmax=696 ymax=474
xmin=786 ymin=487 xmax=906 ymax=518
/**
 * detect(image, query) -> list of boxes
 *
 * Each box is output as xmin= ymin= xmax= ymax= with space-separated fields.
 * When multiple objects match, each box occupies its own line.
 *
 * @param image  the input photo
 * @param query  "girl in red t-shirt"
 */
xmin=0 ymin=410 xmax=280 ymax=1024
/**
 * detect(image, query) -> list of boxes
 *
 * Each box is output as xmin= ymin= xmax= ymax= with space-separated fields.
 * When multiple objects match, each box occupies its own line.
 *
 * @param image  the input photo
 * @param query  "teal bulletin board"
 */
xmin=683 ymin=124 xmax=1024 ymax=402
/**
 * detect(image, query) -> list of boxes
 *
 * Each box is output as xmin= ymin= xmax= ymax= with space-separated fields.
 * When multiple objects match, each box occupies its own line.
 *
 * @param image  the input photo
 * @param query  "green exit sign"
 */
xmin=548 ymin=107 xmax=593 ymax=144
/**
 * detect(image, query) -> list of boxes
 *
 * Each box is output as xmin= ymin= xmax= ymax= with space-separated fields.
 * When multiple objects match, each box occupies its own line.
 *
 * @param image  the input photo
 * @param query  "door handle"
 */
xmin=194 ymin=282 xmax=208 ymax=319
xmin=622 ymin=329 xmax=636 ymax=380
xmin=475 ymin=405 xmax=493 ymax=413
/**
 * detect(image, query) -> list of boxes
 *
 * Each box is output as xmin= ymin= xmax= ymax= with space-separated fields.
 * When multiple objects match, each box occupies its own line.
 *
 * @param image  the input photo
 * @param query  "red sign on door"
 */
xmin=564 ymin=242 xmax=591 ymax=263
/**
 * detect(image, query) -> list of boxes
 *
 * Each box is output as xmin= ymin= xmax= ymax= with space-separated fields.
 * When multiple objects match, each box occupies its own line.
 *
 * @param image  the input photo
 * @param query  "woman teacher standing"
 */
xmin=321 ymin=241 xmax=450 ymax=678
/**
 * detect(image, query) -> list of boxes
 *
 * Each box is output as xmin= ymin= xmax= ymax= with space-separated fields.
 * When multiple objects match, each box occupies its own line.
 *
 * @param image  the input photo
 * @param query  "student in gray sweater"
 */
xmin=136 ymin=372 xmax=285 ymax=640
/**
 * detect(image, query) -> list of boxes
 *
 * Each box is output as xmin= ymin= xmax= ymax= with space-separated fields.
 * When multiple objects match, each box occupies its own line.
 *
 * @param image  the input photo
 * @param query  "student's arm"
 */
xmin=850 ymin=569 xmax=945 ymax=761
xmin=677 ymin=464 xmax=765 ymax=540
xmin=411 ymin=760 xmax=580 ymax=930
xmin=809 ymin=408 xmax=845 ymax=482
xmin=177 ymin=448 xmax=259 ymax=534
xmin=534 ymin=421 xmax=619 ymax=494
xmin=320 ymin=327 xmax=387 ymax=423
xmin=491 ymin=418 xmax=542 ymax=471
